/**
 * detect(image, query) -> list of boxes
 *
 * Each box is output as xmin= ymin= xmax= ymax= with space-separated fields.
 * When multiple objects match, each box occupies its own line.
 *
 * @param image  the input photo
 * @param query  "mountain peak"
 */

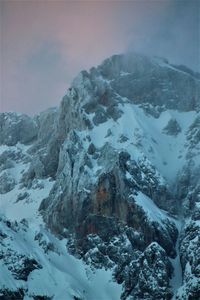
xmin=0 ymin=52 xmax=199 ymax=300
xmin=69 ymin=52 xmax=200 ymax=114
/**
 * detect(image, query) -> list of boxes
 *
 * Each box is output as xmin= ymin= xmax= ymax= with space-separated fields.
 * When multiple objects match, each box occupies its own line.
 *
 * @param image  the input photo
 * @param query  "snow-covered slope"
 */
xmin=79 ymin=101 xmax=198 ymax=183
xmin=0 ymin=53 xmax=200 ymax=299
xmin=0 ymin=143 xmax=122 ymax=300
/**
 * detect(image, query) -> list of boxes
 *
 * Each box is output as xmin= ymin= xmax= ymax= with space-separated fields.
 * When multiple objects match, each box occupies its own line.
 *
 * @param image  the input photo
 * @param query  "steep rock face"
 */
xmin=25 ymin=108 xmax=59 ymax=179
xmin=39 ymin=53 xmax=200 ymax=299
xmin=186 ymin=114 xmax=200 ymax=161
xmin=124 ymin=242 xmax=173 ymax=300
xmin=34 ymin=107 xmax=58 ymax=145
xmin=175 ymin=163 xmax=200 ymax=299
xmin=0 ymin=112 xmax=38 ymax=146
xmin=41 ymin=137 xmax=177 ymax=241
xmin=178 ymin=218 xmax=200 ymax=299
xmin=0 ymin=53 xmax=200 ymax=299
xmin=0 ymin=171 xmax=15 ymax=194
xmin=39 ymin=52 xmax=200 ymax=230
xmin=98 ymin=53 xmax=200 ymax=112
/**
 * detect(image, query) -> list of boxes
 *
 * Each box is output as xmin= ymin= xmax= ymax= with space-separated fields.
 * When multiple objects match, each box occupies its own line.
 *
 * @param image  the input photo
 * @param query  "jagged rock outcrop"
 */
xmin=179 ymin=223 xmax=200 ymax=299
xmin=0 ymin=112 xmax=38 ymax=146
xmin=0 ymin=171 xmax=15 ymax=194
xmin=97 ymin=53 xmax=200 ymax=112
xmin=122 ymin=242 xmax=173 ymax=300
xmin=162 ymin=118 xmax=182 ymax=136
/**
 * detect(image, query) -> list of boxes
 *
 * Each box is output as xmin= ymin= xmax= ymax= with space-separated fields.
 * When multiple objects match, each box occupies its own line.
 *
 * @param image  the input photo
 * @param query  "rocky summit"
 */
xmin=0 ymin=53 xmax=200 ymax=300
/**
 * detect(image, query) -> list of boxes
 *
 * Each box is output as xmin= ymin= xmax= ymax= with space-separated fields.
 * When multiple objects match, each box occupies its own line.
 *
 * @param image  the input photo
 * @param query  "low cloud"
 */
xmin=1 ymin=0 xmax=199 ymax=114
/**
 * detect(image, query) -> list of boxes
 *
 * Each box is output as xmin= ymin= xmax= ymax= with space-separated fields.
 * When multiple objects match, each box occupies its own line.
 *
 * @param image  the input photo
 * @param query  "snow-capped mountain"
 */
xmin=0 ymin=53 xmax=200 ymax=300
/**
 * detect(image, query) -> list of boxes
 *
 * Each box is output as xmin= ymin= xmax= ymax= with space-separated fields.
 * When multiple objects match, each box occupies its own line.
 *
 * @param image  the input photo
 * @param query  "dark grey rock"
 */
xmin=87 ymin=143 xmax=96 ymax=155
xmin=98 ymin=53 xmax=200 ymax=112
xmin=92 ymin=107 xmax=108 ymax=125
xmin=163 ymin=118 xmax=182 ymax=136
xmin=16 ymin=192 xmax=29 ymax=202
xmin=0 ymin=171 xmax=15 ymax=194
xmin=12 ymin=257 xmax=42 ymax=281
xmin=0 ymin=113 xmax=38 ymax=146
xmin=0 ymin=288 xmax=25 ymax=300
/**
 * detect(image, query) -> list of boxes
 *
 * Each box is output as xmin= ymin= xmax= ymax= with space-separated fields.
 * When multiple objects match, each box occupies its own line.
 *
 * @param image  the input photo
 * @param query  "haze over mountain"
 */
xmin=1 ymin=0 xmax=199 ymax=114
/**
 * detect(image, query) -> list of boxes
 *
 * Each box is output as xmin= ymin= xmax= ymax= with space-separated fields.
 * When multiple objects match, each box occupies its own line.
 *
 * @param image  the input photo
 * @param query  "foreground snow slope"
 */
xmin=0 ymin=143 xmax=122 ymax=300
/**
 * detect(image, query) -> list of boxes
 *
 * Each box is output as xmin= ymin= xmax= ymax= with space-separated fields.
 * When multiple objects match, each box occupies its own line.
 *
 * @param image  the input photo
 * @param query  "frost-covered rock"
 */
xmin=0 ymin=171 xmax=15 ymax=194
xmin=162 ymin=118 xmax=182 ymax=136
xmin=186 ymin=114 xmax=200 ymax=160
xmin=123 ymin=242 xmax=173 ymax=300
xmin=0 ymin=151 xmax=15 ymax=172
xmin=98 ymin=53 xmax=200 ymax=112
xmin=21 ymin=156 xmax=46 ymax=188
xmin=0 ymin=112 xmax=38 ymax=146
xmin=34 ymin=107 xmax=58 ymax=144
xmin=175 ymin=218 xmax=200 ymax=299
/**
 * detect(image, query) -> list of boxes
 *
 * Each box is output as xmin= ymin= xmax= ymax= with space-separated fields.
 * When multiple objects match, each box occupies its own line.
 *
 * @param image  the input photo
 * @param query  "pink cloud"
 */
xmin=1 ymin=0 xmax=199 ymax=114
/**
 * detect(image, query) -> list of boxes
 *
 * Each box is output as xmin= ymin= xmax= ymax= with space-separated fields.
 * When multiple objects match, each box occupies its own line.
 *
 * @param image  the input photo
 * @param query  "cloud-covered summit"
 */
xmin=1 ymin=0 xmax=199 ymax=114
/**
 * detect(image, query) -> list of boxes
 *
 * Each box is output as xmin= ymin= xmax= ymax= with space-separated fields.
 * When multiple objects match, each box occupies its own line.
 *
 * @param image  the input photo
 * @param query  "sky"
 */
xmin=0 ymin=0 xmax=199 ymax=115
